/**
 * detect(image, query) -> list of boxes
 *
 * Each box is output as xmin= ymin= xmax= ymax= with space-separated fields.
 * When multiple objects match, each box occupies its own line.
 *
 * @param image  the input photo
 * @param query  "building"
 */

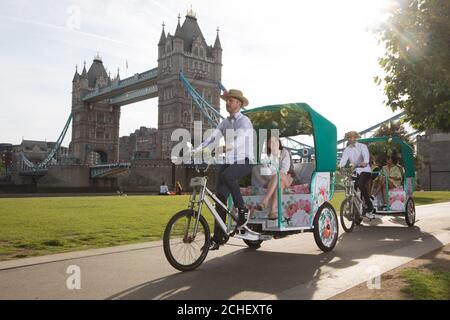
xmin=69 ymin=9 xmax=222 ymax=164
xmin=156 ymin=9 xmax=222 ymax=159
xmin=119 ymin=127 xmax=159 ymax=161
xmin=0 ymin=143 xmax=13 ymax=175
xmin=70 ymin=55 xmax=121 ymax=165
xmin=11 ymin=140 xmax=69 ymax=168
xmin=416 ymin=130 xmax=450 ymax=191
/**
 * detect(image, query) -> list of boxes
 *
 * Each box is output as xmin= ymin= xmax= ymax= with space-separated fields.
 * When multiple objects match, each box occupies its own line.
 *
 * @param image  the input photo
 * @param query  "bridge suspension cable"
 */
xmin=337 ymin=112 xmax=406 ymax=145
xmin=179 ymin=71 xmax=224 ymax=127
xmin=21 ymin=112 xmax=73 ymax=171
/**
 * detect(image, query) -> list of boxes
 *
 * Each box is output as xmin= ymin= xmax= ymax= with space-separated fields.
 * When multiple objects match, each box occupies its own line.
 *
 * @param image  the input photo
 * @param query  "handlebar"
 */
xmin=171 ymin=153 xmax=221 ymax=174
xmin=340 ymin=167 xmax=355 ymax=175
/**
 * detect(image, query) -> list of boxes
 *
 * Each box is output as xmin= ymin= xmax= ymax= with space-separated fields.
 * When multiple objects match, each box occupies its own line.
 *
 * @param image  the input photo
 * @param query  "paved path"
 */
xmin=0 ymin=202 xmax=449 ymax=300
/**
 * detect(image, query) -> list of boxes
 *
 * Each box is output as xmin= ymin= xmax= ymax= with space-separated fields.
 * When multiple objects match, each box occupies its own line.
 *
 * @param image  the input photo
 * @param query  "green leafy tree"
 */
xmin=375 ymin=0 xmax=450 ymax=132
xmin=373 ymin=120 xmax=413 ymax=146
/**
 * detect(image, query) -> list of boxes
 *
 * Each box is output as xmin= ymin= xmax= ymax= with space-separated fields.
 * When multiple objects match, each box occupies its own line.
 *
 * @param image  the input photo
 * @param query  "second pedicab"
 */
xmin=340 ymin=136 xmax=416 ymax=233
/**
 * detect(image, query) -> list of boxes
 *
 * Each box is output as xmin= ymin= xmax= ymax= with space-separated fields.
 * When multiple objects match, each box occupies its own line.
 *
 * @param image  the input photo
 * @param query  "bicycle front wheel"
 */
xmin=340 ymin=198 xmax=355 ymax=233
xmin=163 ymin=210 xmax=210 ymax=272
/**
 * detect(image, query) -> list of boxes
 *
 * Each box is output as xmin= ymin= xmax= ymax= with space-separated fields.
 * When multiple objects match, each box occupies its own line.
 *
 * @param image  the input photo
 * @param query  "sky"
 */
xmin=0 ymin=0 xmax=399 ymax=147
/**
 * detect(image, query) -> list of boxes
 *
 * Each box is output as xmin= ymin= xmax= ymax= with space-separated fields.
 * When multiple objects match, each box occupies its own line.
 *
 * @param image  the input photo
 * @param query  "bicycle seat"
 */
xmin=190 ymin=177 xmax=208 ymax=187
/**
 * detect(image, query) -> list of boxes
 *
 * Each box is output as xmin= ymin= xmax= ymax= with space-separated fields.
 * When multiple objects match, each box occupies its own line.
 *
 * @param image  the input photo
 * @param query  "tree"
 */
xmin=373 ymin=120 xmax=413 ymax=146
xmin=375 ymin=0 xmax=450 ymax=132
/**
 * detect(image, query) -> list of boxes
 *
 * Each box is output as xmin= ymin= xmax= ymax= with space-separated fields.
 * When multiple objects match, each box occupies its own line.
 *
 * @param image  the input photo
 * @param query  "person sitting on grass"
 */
xmin=159 ymin=181 xmax=170 ymax=195
xmin=175 ymin=181 xmax=183 ymax=195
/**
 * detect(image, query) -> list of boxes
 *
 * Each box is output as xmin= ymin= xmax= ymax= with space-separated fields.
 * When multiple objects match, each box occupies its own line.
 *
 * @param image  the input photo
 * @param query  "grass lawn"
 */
xmin=330 ymin=243 xmax=450 ymax=300
xmin=401 ymin=268 xmax=450 ymax=300
xmin=0 ymin=191 xmax=449 ymax=260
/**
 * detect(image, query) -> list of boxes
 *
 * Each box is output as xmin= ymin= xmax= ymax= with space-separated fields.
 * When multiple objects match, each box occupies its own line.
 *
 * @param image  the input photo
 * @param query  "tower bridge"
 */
xmin=4 ymin=9 xmax=427 ymax=193
xmin=70 ymin=10 xmax=222 ymax=166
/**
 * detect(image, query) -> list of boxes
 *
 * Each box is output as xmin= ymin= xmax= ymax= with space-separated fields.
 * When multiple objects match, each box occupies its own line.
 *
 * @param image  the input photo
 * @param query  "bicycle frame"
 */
xmin=343 ymin=171 xmax=364 ymax=216
xmin=188 ymin=176 xmax=237 ymax=238
xmin=379 ymin=170 xmax=391 ymax=211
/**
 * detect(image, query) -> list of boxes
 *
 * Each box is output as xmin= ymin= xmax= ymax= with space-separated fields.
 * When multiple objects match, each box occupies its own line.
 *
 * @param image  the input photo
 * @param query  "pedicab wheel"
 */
xmin=405 ymin=198 xmax=416 ymax=227
xmin=163 ymin=210 xmax=210 ymax=272
xmin=243 ymin=239 xmax=263 ymax=249
xmin=340 ymin=198 xmax=355 ymax=233
xmin=314 ymin=202 xmax=339 ymax=252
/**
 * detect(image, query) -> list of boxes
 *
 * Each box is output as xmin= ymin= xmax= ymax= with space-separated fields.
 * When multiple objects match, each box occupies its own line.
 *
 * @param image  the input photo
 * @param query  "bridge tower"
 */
xmin=157 ymin=9 xmax=223 ymax=159
xmin=70 ymin=55 xmax=121 ymax=164
xmin=69 ymin=9 xmax=222 ymax=164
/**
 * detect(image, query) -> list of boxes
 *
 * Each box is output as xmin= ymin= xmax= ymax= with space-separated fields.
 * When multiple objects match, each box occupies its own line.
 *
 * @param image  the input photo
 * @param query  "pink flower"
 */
xmin=289 ymin=184 xmax=309 ymax=194
xmin=300 ymin=184 xmax=309 ymax=193
xmin=304 ymin=202 xmax=311 ymax=213
xmin=297 ymin=200 xmax=311 ymax=213
xmin=319 ymin=187 xmax=327 ymax=197
xmin=286 ymin=202 xmax=299 ymax=218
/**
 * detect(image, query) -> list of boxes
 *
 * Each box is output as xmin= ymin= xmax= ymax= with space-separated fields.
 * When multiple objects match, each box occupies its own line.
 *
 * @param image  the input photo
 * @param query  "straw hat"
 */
xmin=220 ymin=89 xmax=249 ymax=107
xmin=344 ymin=131 xmax=361 ymax=139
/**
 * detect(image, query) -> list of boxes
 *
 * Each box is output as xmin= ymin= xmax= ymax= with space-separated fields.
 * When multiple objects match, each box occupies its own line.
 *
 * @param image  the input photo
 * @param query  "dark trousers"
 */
xmin=213 ymin=161 xmax=253 ymax=243
xmin=356 ymin=172 xmax=373 ymax=211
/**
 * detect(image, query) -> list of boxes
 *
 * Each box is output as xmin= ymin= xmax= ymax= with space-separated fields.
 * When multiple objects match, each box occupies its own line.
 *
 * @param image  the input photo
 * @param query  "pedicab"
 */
xmin=163 ymin=103 xmax=339 ymax=271
xmin=340 ymin=136 xmax=416 ymax=233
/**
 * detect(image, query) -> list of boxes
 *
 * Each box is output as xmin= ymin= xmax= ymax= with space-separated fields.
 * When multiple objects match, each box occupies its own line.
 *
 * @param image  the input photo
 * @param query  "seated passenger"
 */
xmin=255 ymin=136 xmax=295 ymax=219
xmin=369 ymin=155 xmax=382 ymax=196
xmin=373 ymin=154 xmax=404 ymax=206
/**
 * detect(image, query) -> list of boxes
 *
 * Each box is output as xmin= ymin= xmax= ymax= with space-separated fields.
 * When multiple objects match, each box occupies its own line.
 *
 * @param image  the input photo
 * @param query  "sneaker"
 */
xmin=364 ymin=212 xmax=376 ymax=219
xmin=209 ymin=240 xmax=220 ymax=251
xmin=236 ymin=207 xmax=249 ymax=228
xmin=364 ymin=205 xmax=374 ymax=213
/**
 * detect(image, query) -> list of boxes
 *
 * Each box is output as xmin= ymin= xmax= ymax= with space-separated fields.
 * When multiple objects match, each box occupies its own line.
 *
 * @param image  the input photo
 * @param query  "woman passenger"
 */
xmin=255 ymin=136 xmax=295 ymax=219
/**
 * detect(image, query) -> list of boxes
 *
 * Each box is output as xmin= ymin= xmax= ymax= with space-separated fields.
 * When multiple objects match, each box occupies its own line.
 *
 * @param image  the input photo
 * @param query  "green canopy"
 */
xmin=358 ymin=136 xmax=415 ymax=178
xmin=243 ymin=103 xmax=337 ymax=172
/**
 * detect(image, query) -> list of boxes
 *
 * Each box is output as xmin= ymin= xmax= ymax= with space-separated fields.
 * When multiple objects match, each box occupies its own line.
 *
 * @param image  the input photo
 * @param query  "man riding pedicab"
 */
xmin=339 ymin=131 xmax=374 ymax=217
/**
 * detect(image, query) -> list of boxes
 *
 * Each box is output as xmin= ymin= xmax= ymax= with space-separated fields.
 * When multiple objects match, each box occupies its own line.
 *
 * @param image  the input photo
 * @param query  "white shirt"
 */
xmin=160 ymin=185 xmax=169 ymax=194
xmin=339 ymin=142 xmax=371 ymax=174
xmin=267 ymin=149 xmax=291 ymax=175
xmin=193 ymin=112 xmax=255 ymax=164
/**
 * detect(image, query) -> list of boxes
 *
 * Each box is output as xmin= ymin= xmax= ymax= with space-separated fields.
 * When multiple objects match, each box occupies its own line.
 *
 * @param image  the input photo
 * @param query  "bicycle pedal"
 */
xmin=234 ymin=225 xmax=250 ymax=234
xmin=233 ymin=227 xmax=245 ymax=234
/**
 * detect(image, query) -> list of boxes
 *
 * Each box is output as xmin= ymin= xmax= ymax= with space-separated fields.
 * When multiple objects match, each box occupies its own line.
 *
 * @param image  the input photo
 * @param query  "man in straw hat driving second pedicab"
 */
xmin=339 ymin=131 xmax=374 ymax=217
